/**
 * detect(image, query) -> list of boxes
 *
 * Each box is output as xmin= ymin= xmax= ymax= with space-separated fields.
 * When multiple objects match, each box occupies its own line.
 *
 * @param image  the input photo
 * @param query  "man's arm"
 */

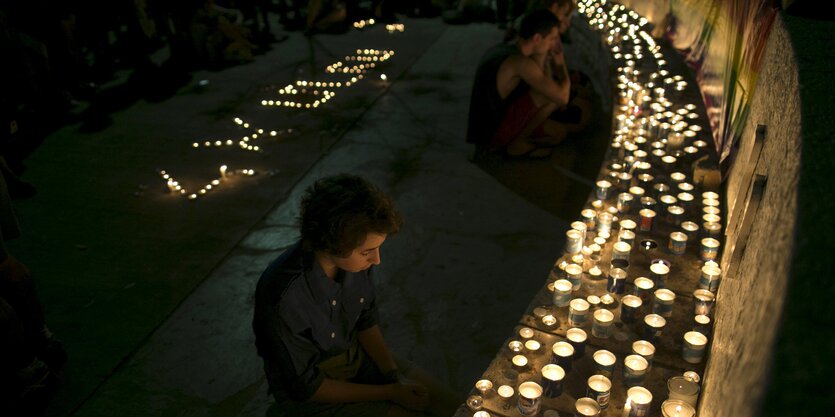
xmin=310 ymin=377 xmax=428 ymax=411
xmin=513 ymin=54 xmax=571 ymax=107
xmin=357 ymin=325 xmax=398 ymax=376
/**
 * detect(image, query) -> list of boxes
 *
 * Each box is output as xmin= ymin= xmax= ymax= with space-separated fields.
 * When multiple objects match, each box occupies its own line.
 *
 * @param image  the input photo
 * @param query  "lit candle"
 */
xmin=581 ymin=209 xmax=597 ymax=228
xmin=666 ymin=205 xmax=685 ymax=226
xmin=565 ymin=263 xmax=583 ymax=291
xmin=622 ymin=354 xmax=649 ymax=386
xmin=699 ymin=264 xmax=722 ymax=292
xmin=652 ymin=289 xmax=676 ymax=318
xmin=668 ymin=231 xmax=688 ymax=255
xmin=667 ymin=376 xmax=700 ymax=406
xmin=586 ymin=375 xmax=612 ymax=409
xmin=597 ymin=212 xmax=614 ymax=235
xmin=607 ymin=267 xmax=627 ymax=294
xmin=703 ymin=221 xmax=722 ymax=238
xmin=702 ymin=205 xmax=720 ymax=215
xmin=596 ymin=180 xmax=612 ymax=200
xmin=540 ymin=364 xmax=565 ymax=398
xmin=219 ymin=164 xmax=228 ymax=178
xmin=640 ymin=196 xmax=657 ymax=210
xmin=473 ymin=411 xmax=490 ymax=417
xmin=575 ymin=397 xmax=602 ymax=417
xmin=475 ymin=379 xmax=493 ymax=397
xmin=649 ymin=261 xmax=670 ymax=288
xmin=511 ymin=354 xmax=528 ymax=371
xmin=542 ymin=314 xmax=558 ymax=327
xmin=508 ymin=340 xmax=524 ymax=353
xmin=631 ymin=340 xmax=655 ymax=366
xmin=524 ymin=339 xmax=541 ymax=354
xmin=498 ymin=384 xmax=515 ymax=409
xmin=618 ymin=229 xmax=636 ymax=246
xmin=694 ymin=314 xmax=711 ymax=335
xmin=592 ymin=309 xmax=615 ymax=339
xmin=700 ymin=237 xmax=720 ymax=261
xmin=669 ymin=172 xmax=686 ymax=183
xmin=643 ymin=314 xmax=666 ymax=342
xmin=638 ymin=209 xmax=656 ymax=231
xmin=551 ymin=341 xmax=575 ymax=371
xmin=566 ymin=229 xmax=584 ymax=255
xmin=617 ymin=192 xmax=634 ymax=213
xmin=620 ymin=295 xmax=642 ymax=324
xmin=702 ymin=191 xmax=719 ymax=200
xmin=692 ymin=289 xmax=715 ymax=316
xmin=517 ymin=381 xmax=542 ymax=416
xmin=552 ymin=279 xmax=573 ymax=307
xmin=566 ymin=328 xmax=588 ymax=357
xmin=681 ymin=221 xmax=699 ymax=234
xmin=592 ymin=349 xmax=617 ymax=378
xmin=623 ymin=386 xmax=653 ymax=417
xmin=633 ymin=277 xmax=655 ymax=301
xmin=661 ymin=400 xmax=695 ymax=417
xmin=519 ymin=327 xmax=534 ymax=340
xmin=677 ymin=192 xmax=694 ymax=207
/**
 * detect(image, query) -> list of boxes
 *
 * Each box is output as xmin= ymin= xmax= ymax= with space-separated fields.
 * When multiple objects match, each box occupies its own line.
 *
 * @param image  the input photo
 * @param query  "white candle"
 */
xmin=661 ymin=400 xmax=695 ymax=417
xmin=632 ymin=340 xmax=655 ymax=363
xmin=498 ymin=384 xmax=514 ymax=399
xmin=623 ymin=386 xmax=653 ymax=417
xmin=219 ymin=164 xmax=228 ymax=178
xmin=575 ymin=397 xmax=601 ymax=417
xmin=519 ymin=327 xmax=534 ymax=339
xmin=682 ymin=331 xmax=708 ymax=363
xmin=475 ymin=379 xmax=493 ymax=396
xmin=593 ymin=349 xmax=616 ymax=367
xmin=512 ymin=354 xmax=528 ymax=369
xmin=524 ymin=340 xmax=541 ymax=352
xmin=542 ymin=314 xmax=557 ymax=327
xmin=508 ymin=340 xmax=523 ymax=353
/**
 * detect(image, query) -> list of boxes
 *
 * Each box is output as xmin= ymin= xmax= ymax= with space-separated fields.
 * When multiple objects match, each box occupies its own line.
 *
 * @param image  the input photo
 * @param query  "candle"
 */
xmin=631 ymin=340 xmax=655 ymax=366
xmin=551 ymin=341 xmax=575 ymax=371
xmin=592 ymin=309 xmax=615 ymax=339
xmin=633 ymin=277 xmax=655 ymax=301
xmin=620 ymin=295 xmax=642 ymax=324
xmin=617 ymin=192 xmax=634 ymax=213
xmin=643 ymin=314 xmax=666 ymax=342
xmin=652 ymin=289 xmax=676 ymax=318
xmin=581 ymin=208 xmax=597 ymax=228
xmin=678 ymin=182 xmax=694 ymax=192
xmin=524 ymin=339 xmax=541 ymax=353
xmin=620 ymin=218 xmax=637 ymax=231
xmin=653 ymin=183 xmax=670 ymax=198
xmin=640 ymin=196 xmax=657 ymax=210
xmin=566 ymin=229 xmax=584 ymax=255
xmin=683 ymin=371 xmax=701 ymax=383
xmin=612 ymin=241 xmax=632 ymax=262
xmin=592 ymin=349 xmax=616 ymax=378
xmin=702 ymin=205 xmax=721 ymax=215
xmin=219 ymin=164 xmax=228 ymax=178
xmin=586 ymin=375 xmax=612 ymax=409
xmin=661 ymin=400 xmax=695 ymax=417
xmin=623 ymin=354 xmax=649 ymax=386
xmin=700 ymin=237 xmax=720 ymax=261
xmin=517 ymin=381 xmax=543 ymax=416
xmin=623 ymin=386 xmax=653 ymax=417
xmin=692 ymin=289 xmax=715 ymax=316
xmin=677 ymin=192 xmax=694 ymax=208
xmin=618 ymin=229 xmax=636 ymax=246
xmin=637 ymin=173 xmax=654 ymax=186
xmin=668 ymin=231 xmax=688 ymax=255
xmin=694 ymin=314 xmax=711 ymax=335
xmin=475 ymin=379 xmax=493 ymax=397
xmin=669 ymin=172 xmax=686 ymax=183
xmin=607 ymin=267 xmax=627 ymax=294
xmin=638 ymin=209 xmax=656 ymax=231
xmin=667 ymin=376 xmax=700 ymax=406
xmin=473 ymin=411 xmax=490 ymax=417
xmin=566 ymin=327 xmax=588 ymax=357
xmin=649 ymin=262 xmax=670 ymax=288
xmin=702 ymin=191 xmax=719 ymax=200
xmin=575 ymin=397 xmax=602 ymax=417
xmin=533 ymin=307 xmax=547 ymax=318
xmin=659 ymin=194 xmax=678 ymax=208
xmin=519 ymin=327 xmax=534 ymax=339
xmin=703 ymin=221 xmax=722 ymax=238
xmin=569 ymin=298 xmax=590 ymax=327
xmin=542 ymin=314 xmax=558 ymax=327
xmin=588 ymin=265 xmax=603 ymax=282
xmin=681 ymin=221 xmax=699 ymax=234
xmin=498 ymin=384 xmax=514 ymax=410
xmin=682 ymin=331 xmax=708 ymax=363
xmin=597 ymin=212 xmax=614 ymax=235
xmin=565 ymin=264 xmax=583 ymax=291
xmin=467 ymin=394 xmax=484 ymax=411
xmin=629 ymin=186 xmax=646 ymax=198
xmin=596 ymin=180 xmax=612 ymax=200
xmin=512 ymin=354 xmax=528 ymax=371
xmin=508 ymin=340 xmax=523 ymax=353
xmin=540 ymin=364 xmax=565 ymax=397
xmin=666 ymin=205 xmax=685 ymax=226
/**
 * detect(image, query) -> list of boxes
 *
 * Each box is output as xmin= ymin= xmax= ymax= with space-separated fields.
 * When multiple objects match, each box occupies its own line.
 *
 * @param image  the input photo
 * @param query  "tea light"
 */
xmin=702 ymin=213 xmax=721 ymax=224
xmin=643 ymin=314 xmax=666 ymax=342
xmin=592 ymin=199 xmax=603 ymax=209
xmin=613 ymin=241 xmax=632 ymax=261
xmin=669 ymin=172 xmax=686 ymax=183
xmin=667 ymin=376 xmax=700 ymax=406
xmin=668 ymin=231 xmax=688 ymax=255
xmin=667 ymin=205 xmax=685 ymax=225
xmin=682 ymin=331 xmax=708 ymax=363
xmin=653 ymin=183 xmax=670 ymax=198
xmin=649 ymin=262 xmax=670 ymax=288
xmin=693 ymin=289 xmax=715 ymax=316
xmin=629 ymin=186 xmax=646 ymax=197
xmin=600 ymin=294 xmax=615 ymax=307
xmin=508 ymin=340 xmax=524 ymax=353
xmin=703 ymin=205 xmax=720 ymax=215
xmin=581 ymin=209 xmax=598 ymax=228
xmin=683 ymin=371 xmax=701 ymax=383
xmin=681 ymin=221 xmax=699 ymax=234
xmin=587 ymin=295 xmax=601 ymax=309
xmin=702 ymin=191 xmax=719 ymax=200
xmin=623 ymin=386 xmax=653 ymax=417
xmin=593 ymin=236 xmax=607 ymax=246
xmin=586 ymin=375 xmax=612 ymax=409
xmin=659 ymin=194 xmax=678 ymax=208
xmin=542 ymin=314 xmax=558 ymax=327
xmin=475 ymin=379 xmax=493 ymax=397
xmin=566 ymin=327 xmax=588 ymax=357
xmin=652 ymin=289 xmax=676 ymax=318
xmin=678 ymin=182 xmax=694 ymax=192
xmin=661 ymin=155 xmax=677 ymax=171
xmin=607 ymin=267 xmax=627 ymax=294
xmin=699 ymin=264 xmax=722 ymax=292
xmin=588 ymin=265 xmax=603 ymax=281
xmin=633 ymin=277 xmax=655 ymax=301
xmin=569 ymin=298 xmax=591 ymax=327
xmin=596 ymin=180 xmax=613 ymax=200
xmin=618 ymin=229 xmax=636 ymax=246
xmin=640 ymin=196 xmax=657 ymax=210
xmin=575 ymin=397 xmax=602 ymax=417
xmin=552 ymin=341 xmax=575 ymax=371
xmin=693 ymin=314 xmax=711 ymax=335
xmin=677 ymin=192 xmax=694 ymax=207
xmin=617 ymin=192 xmax=634 ymax=213
xmin=512 ymin=354 xmax=529 ymax=371
xmin=700 ymin=237 xmax=720 ymax=261
xmin=592 ymin=309 xmax=615 ymax=339
xmin=565 ymin=229 xmax=584 ymax=255
xmin=620 ymin=295 xmax=642 ymax=324
xmin=541 ymin=364 xmax=565 ymax=397
xmin=498 ymin=384 xmax=515 ymax=408
xmin=637 ymin=173 xmax=654 ymax=185
xmin=467 ymin=394 xmax=484 ymax=411
xmin=623 ymin=354 xmax=649 ymax=386
xmin=517 ymin=381 xmax=543 ymax=416
xmin=631 ymin=340 xmax=655 ymax=366
xmin=617 ymin=172 xmax=633 ymax=189
xmin=592 ymin=349 xmax=617 ymax=377
xmin=533 ymin=307 xmax=547 ymax=318
xmin=525 ymin=339 xmax=541 ymax=353
xmin=638 ymin=209 xmax=656 ymax=231
xmin=660 ymin=400 xmax=695 ymax=417
xmin=473 ymin=411 xmax=490 ymax=417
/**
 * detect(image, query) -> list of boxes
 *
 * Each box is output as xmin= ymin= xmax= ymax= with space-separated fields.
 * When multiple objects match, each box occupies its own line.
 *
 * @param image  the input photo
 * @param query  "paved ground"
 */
xmin=7 ymin=15 xmax=611 ymax=417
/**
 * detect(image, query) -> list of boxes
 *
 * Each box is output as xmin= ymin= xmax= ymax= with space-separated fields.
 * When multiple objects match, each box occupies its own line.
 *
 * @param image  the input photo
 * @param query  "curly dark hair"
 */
xmin=298 ymin=174 xmax=403 ymax=257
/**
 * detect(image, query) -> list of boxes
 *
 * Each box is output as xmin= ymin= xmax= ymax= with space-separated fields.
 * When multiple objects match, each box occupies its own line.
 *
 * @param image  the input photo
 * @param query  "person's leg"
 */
xmin=491 ymin=91 xmax=560 ymax=157
xmin=394 ymin=357 xmax=459 ymax=417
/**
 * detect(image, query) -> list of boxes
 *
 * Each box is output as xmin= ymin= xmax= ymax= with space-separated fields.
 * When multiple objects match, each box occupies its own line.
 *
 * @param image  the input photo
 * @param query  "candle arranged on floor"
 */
xmin=623 ymin=386 xmax=653 ymax=417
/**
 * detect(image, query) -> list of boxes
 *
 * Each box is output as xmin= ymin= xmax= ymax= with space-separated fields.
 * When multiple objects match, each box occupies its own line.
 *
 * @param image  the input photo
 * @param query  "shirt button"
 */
xmin=360 ymin=297 xmax=365 ymax=303
xmin=331 ymin=300 xmax=337 ymax=306
xmin=330 ymin=332 xmax=336 ymax=338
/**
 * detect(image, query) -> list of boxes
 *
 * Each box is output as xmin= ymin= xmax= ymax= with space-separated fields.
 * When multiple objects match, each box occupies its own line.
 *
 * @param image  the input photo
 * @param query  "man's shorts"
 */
xmin=489 ymin=92 xmax=547 ymax=150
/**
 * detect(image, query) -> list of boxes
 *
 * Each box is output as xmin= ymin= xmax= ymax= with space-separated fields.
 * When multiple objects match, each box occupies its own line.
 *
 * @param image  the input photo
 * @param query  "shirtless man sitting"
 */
xmin=466 ymin=9 xmax=572 ymax=159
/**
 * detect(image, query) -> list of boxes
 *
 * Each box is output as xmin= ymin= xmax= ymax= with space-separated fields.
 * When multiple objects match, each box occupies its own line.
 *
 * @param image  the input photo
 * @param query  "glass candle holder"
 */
xmin=669 ymin=172 xmax=686 ymax=184
xmin=681 ymin=221 xmax=699 ymax=235
xmin=692 ymin=289 xmax=715 ymax=316
xmin=659 ymin=194 xmax=677 ymax=209
xmin=597 ymin=212 xmax=614 ymax=235
xmin=637 ymin=173 xmax=654 ymax=186
xmin=592 ymin=349 xmax=617 ymax=378
xmin=542 ymin=314 xmax=558 ymax=327
xmin=643 ymin=314 xmax=666 ymax=343
xmin=640 ymin=196 xmax=657 ymax=210
xmin=575 ymin=397 xmax=602 ymax=417
xmin=551 ymin=341 xmax=574 ymax=372
xmin=581 ymin=209 xmax=597 ymax=228
xmin=565 ymin=229 xmax=584 ymax=255
xmin=592 ymin=309 xmax=615 ymax=339
xmin=540 ymin=364 xmax=565 ymax=398
xmin=631 ymin=340 xmax=655 ymax=367
xmin=667 ymin=376 xmax=700 ymax=406
xmin=629 ymin=186 xmax=646 ymax=198
xmin=703 ymin=221 xmax=722 ymax=238
xmin=553 ymin=279 xmax=573 ymax=307
xmin=623 ymin=386 xmax=653 ymax=417
xmin=682 ymin=331 xmax=708 ymax=364
xmin=653 ymin=183 xmax=670 ymax=199
xmin=652 ymin=289 xmax=676 ymax=318
xmin=617 ymin=192 xmax=634 ymax=213
xmin=569 ymin=298 xmax=591 ymax=327
xmin=508 ymin=340 xmax=524 ymax=353
xmin=586 ymin=375 xmax=612 ymax=410
xmin=703 ymin=191 xmax=719 ymax=200
xmin=677 ymin=192 xmax=694 ymax=208
xmin=661 ymin=400 xmax=695 ymax=417
xmin=623 ymin=354 xmax=649 ymax=387
xmin=668 ymin=231 xmax=688 ymax=255
xmin=566 ymin=328 xmax=587 ymax=358
xmin=596 ymin=180 xmax=612 ymax=200
xmin=519 ymin=327 xmax=534 ymax=340
xmin=517 ymin=381 xmax=543 ymax=416
xmin=700 ymin=238 xmax=720 ymax=261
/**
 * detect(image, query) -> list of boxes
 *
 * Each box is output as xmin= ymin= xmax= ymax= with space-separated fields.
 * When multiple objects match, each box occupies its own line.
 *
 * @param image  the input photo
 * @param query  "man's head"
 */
xmin=534 ymin=0 xmax=575 ymax=34
xmin=299 ymin=174 xmax=403 ymax=266
xmin=519 ymin=9 xmax=561 ymax=55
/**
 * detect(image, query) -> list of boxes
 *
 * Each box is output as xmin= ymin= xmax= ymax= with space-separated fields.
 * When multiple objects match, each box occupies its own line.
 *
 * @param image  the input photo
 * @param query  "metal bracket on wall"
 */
xmin=724 ymin=174 xmax=768 ymax=278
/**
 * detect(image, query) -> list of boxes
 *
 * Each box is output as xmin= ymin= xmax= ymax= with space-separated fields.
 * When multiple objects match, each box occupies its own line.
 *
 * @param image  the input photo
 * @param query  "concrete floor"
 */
xmin=7 ymin=16 xmax=610 ymax=417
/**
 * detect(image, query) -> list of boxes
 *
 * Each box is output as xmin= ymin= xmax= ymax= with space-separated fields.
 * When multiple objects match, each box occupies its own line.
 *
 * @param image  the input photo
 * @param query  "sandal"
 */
xmin=505 ymin=145 xmax=553 ymax=160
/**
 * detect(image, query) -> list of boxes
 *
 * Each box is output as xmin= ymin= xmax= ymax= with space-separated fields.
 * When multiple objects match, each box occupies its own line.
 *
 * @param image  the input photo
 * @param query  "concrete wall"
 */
xmin=699 ymin=14 xmax=801 ymax=417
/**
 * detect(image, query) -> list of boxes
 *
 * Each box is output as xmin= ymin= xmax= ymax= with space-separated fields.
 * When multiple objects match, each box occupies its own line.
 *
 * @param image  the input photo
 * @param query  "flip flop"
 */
xmin=505 ymin=145 xmax=553 ymax=160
